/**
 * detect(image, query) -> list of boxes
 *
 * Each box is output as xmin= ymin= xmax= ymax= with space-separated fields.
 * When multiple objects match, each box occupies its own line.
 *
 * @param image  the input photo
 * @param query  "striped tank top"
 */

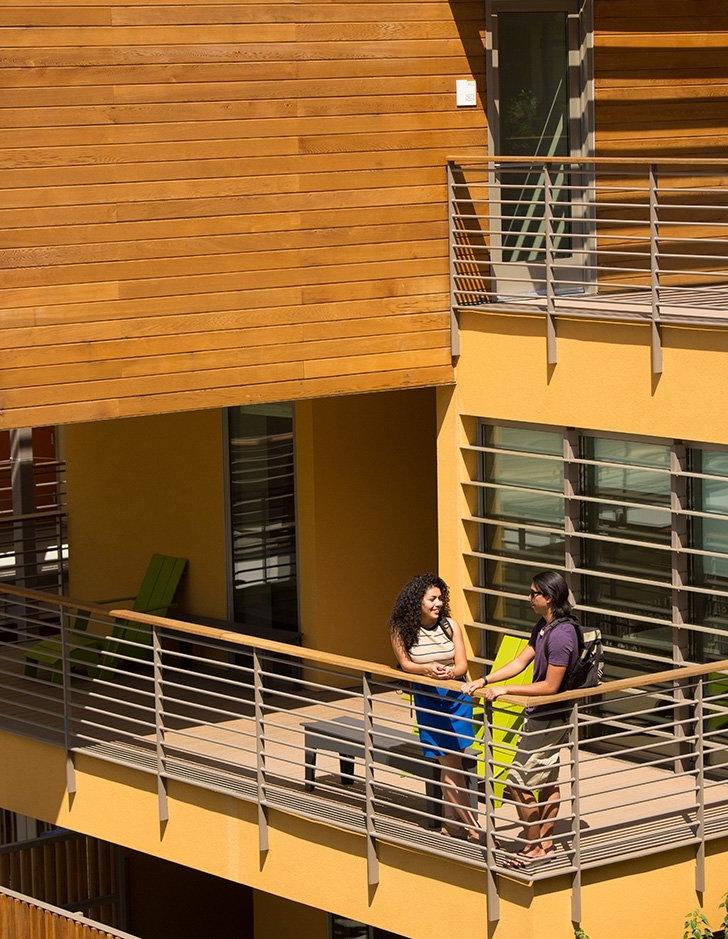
xmin=408 ymin=619 xmax=455 ymax=665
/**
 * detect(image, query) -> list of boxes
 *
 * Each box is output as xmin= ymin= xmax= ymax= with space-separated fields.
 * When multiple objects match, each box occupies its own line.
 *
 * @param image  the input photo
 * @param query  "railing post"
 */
xmin=59 ymin=609 xmax=76 ymax=796
xmin=544 ymin=164 xmax=557 ymax=366
xmin=695 ymin=676 xmax=706 ymax=893
xmin=447 ymin=161 xmax=461 ymax=358
xmin=253 ymin=650 xmax=269 ymax=855
xmin=570 ymin=700 xmax=582 ymax=925
xmin=483 ymin=700 xmax=500 ymax=924
xmin=56 ymin=510 xmax=65 ymax=595
xmin=10 ymin=428 xmax=36 ymax=589
xmin=362 ymin=672 xmax=379 ymax=887
xmin=671 ymin=442 xmax=691 ymax=772
xmin=152 ymin=626 xmax=168 ymax=825
xmin=649 ymin=163 xmax=663 ymax=374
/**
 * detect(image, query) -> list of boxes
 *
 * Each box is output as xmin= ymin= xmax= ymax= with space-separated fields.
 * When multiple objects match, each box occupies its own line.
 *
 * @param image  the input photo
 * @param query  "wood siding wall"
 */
xmin=2 ymin=2 xmax=725 ymax=431
xmin=0 ymin=1 xmax=488 ymax=430
xmin=595 ymin=0 xmax=728 ymax=157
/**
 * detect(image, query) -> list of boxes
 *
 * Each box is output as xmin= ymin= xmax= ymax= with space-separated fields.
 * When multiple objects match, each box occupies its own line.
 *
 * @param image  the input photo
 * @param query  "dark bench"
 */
xmin=303 ymin=714 xmax=477 ymax=829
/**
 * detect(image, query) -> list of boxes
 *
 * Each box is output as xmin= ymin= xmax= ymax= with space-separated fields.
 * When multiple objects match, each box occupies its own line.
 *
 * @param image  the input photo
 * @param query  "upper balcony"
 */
xmin=0 ymin=583 xmax=726 ymax=936
xmin=447 ymin=157 xmax=728 ymax=371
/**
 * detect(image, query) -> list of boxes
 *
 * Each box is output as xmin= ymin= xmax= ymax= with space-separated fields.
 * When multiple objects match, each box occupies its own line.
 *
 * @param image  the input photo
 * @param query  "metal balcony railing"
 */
xmin=0 ymin=460 xmax=67 ymax=592
xmin=447 ymin=157 xmax=728 ymax=371
xmin=0 ymin=583 xmax=726 ymax=924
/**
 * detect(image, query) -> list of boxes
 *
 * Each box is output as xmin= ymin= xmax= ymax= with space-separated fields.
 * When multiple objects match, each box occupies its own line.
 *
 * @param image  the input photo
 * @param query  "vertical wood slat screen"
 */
xmin=0 ymin=833 xmax=121 ymax=929
xmin=0 ymin=889 xmax=137 ymax=939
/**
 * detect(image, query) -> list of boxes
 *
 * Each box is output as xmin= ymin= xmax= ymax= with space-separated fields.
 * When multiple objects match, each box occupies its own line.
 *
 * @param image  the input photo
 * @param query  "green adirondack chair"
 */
xmin=471 ymin=634 xmax=534 ymax=807
xmin=706 ymin=671 xmax=728 ymax=770
xmin=22 ymin=554 xmax=188 ymax=683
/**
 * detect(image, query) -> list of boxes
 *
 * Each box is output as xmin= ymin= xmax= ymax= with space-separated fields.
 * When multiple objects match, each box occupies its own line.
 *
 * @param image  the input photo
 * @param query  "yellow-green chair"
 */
xmin=472 ymin=635 xmax=534 ymax=807
xmin=22 ymin=554 xmax=187 ymax=683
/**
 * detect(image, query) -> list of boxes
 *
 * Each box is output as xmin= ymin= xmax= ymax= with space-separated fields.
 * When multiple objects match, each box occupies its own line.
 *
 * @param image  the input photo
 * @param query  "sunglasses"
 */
xmin=529 ymin=589 xmax=544 ymax=598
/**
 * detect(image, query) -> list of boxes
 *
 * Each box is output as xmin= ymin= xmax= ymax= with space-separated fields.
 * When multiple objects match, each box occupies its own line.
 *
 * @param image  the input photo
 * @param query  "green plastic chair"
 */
xmin=23 ymin=554 xmax=188 ymax=683
xmin=471 ymin=634 xmax=534 ymax=807
xmin=706 ymin=671 xmax=728 ymax=770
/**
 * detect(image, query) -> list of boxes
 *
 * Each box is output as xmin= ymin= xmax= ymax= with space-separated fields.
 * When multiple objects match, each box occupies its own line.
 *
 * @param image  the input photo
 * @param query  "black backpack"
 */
xmin=546 ymin=616 xmax=604 ymax=691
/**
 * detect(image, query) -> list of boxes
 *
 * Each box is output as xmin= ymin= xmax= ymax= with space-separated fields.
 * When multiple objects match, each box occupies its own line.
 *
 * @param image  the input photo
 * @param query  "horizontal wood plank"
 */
xmin=1 ymin=1 xmax=723 ymax=425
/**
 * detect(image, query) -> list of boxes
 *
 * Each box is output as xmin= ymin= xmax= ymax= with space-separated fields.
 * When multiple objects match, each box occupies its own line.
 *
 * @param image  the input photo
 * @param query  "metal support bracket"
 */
xmin=447 ymin=161 xmax=461 ymax=359
xmin=253 ymin=651 xmax=269 ymax=854
xmin=60 ymin=611 xmax=76 ymax=796
xmin=570 ymin=701 xmax=582 ymax=925
xmin=152 ymin=627 xmax=168 ymax=824
xmin=483 ymin=702 xmax=500 ymax=923
xmin=363 ymin=673 xmax=379 ymax=887
xmin=695 ymin=677 xmax=706 ymax=894
xmin=649 ymin=163 xmax=663 ymax=375
xmin=544 ymin=165 xmax=558 ymax=366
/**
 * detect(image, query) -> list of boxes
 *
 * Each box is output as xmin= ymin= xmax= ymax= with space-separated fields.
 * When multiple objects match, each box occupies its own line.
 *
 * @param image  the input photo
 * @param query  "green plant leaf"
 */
xmin=682 ymin=909 xmax=713 ymax=939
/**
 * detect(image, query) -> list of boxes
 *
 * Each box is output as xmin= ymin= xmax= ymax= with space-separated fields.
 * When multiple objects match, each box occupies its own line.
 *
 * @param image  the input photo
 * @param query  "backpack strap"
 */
xmin=543 ymin=615 xmax=583 ymax=650
xmin=439 ymin=616 xmax=454 ymax=641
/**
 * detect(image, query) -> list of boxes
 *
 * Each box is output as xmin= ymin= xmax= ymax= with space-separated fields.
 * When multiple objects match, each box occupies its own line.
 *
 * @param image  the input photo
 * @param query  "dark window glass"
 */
xmin=579 ymin=436 xmax=672 ymax=647
xmin=228 ymin=404 xmax=297 ymax=634
xmin=689 ymin=449 xmax=728 ymax=661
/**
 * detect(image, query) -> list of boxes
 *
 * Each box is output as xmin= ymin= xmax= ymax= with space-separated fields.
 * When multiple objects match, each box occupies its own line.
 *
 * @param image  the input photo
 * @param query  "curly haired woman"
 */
xmin=389 ymin=573 xmax=481 ymax=842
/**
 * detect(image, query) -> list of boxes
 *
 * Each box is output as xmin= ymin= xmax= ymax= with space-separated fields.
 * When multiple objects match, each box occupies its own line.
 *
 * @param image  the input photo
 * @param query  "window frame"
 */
xmin=470 ymin=417 xmax=728 ymax=671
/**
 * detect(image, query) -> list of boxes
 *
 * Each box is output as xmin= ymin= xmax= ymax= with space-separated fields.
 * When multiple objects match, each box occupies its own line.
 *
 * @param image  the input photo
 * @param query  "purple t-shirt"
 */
xmin=526 ymin=617 xmax=579 ymax=719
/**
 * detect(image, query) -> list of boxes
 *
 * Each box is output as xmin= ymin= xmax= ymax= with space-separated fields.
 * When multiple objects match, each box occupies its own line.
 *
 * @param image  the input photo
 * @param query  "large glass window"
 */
xmin=478 ymin=424 xmax=564 ymax=657
xmin=472 ymin=421 xmax=728 ymax=674
xmin=579 ymin=435 xmax=673 ymax=660
xmin=227 ymin=404 xmax=298 ymax=636
xmin=689 ymin=448 xmax=728 ymax=662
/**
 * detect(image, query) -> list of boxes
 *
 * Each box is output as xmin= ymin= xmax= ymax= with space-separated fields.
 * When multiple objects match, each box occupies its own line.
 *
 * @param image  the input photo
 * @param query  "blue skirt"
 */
xmin=413 ymin=685 xmax=474 ymax=759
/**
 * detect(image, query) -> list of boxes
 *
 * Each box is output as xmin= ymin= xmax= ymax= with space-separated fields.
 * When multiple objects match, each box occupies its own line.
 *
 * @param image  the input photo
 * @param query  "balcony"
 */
xmin=447 ymin=157 xmax=728 ymax=371
xmin=0 ymin=457 xmax=67 ymax=593
xmin=0 ymin=583 xmax=726 ymax=926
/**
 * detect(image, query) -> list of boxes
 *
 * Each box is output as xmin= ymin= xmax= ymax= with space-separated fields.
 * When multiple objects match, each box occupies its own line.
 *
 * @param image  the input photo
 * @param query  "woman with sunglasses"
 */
xmin=463 ymin=570 xmax=579 ymax=866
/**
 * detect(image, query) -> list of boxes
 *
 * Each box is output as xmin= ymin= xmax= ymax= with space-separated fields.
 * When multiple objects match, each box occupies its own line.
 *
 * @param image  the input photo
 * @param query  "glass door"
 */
xmin=487 ymin=3 xmax=590 ymax=298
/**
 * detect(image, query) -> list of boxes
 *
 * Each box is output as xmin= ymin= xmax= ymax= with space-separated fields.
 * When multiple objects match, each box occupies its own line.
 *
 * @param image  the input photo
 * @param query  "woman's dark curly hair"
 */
xmin=389 ymin=573 xmax=451 ymax=652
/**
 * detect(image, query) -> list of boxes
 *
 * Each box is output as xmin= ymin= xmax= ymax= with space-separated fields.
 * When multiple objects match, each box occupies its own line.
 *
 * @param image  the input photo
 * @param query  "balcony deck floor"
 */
xmin=462 ymin=285 xmax=728 ymax=325
xmin=1 ymin=646 xmax=726 ymax=881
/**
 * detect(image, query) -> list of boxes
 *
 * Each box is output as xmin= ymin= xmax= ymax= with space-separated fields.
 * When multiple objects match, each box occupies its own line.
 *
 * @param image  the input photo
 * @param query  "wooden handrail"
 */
xmin=0 ymin=582 xmax=117 ymax=621
xmin=0 ymin=508 xmax=65 ymax=525
xmin=110 ymin=608 xmax=436 ymax=687
xmin=0 ymin=582 xmax=724 ymax=705
xmin=112 ymin=608 xmax=728 ymax=707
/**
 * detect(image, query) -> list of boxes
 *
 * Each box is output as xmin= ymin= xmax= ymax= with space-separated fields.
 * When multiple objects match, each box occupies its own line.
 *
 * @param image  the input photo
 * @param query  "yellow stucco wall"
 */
xmin=296 ymin=389 xmax=438 ymax=662
xmin=62 ymin=388 xmax=438 ymax=660
xmin=0 ymin=731 xmax=726 ymax=939
xmin=64 ymin=409 xmax=228 ymax=619
xmin=455 ymin=311 xmax=728 ymax=444
xmin=438 ymin=313 xmax=728 ymax=630
xmin=253 ymin=892 xmax=327 ymax=939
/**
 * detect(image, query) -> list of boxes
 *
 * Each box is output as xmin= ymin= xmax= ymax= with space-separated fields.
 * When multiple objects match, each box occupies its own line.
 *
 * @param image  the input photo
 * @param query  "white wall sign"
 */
xmin=456 ymin=79 xmax=477 ymax=107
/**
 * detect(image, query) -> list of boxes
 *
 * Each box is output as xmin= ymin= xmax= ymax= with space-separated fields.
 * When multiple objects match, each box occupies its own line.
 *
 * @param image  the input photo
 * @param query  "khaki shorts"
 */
xmin=506 ymin=716 xmax=569 ymax=793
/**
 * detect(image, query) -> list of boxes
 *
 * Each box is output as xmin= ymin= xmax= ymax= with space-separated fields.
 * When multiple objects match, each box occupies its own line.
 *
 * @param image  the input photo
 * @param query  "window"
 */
xmin=470 ymin=420 xmax=728 ymax=675
xmin=689 ymin=449 xmax=728 ymax=662
xmin=485 ymin=0 xmax=594 ymax=296
xmin=329 ymin=915 xmax=405 ymax=939
xmin=226 ymin=404 xmax=298 ymax=637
